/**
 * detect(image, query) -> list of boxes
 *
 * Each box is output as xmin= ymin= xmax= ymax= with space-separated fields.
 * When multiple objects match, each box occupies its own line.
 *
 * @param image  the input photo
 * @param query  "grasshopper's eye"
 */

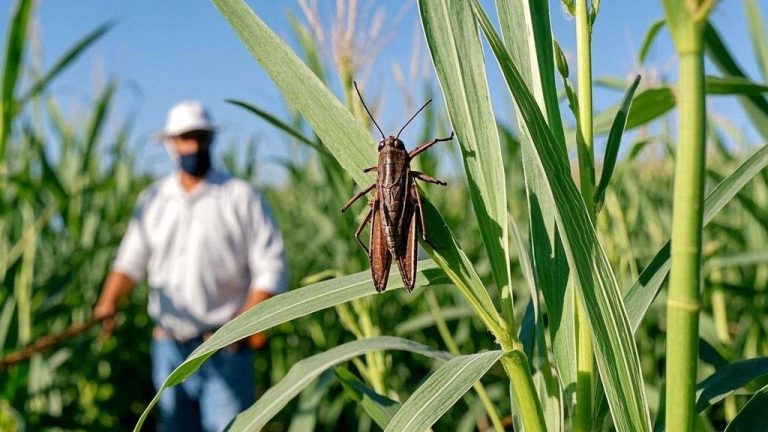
xmin=395 ymin=139 xmax=405 ymax=150
xmin=378 ymin=141 xmax=385 ymax=150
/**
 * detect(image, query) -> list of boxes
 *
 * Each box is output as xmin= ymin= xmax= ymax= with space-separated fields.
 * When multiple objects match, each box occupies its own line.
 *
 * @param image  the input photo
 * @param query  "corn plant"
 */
xmin=131 ymin=0 xmax=768 ymax=431
xmin=0 ymin=0 xmax=156 ymax=429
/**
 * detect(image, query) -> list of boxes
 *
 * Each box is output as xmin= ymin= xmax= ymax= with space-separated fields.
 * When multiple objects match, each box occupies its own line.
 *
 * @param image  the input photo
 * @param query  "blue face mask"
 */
xmin=179 ymin=148 xmax=211 ymax=177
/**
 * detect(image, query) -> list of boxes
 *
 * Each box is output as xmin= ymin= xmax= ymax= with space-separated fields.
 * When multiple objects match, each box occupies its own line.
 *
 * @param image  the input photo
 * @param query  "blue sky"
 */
xmin=1 ymin=0 xmax=763 ymax=182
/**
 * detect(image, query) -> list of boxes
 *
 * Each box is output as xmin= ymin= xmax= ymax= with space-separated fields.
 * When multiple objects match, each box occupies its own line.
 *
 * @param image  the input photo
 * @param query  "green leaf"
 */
xmin=384 ymin=350 xmax=505 ymax=432
xmin=624 ymin=144 xmax=768 ymax=332
xmin=705 ymin=22 xmax=768 ymax=141
xmin=593 ymin=86 xmax=676 ymax=137
xmin=595 ymin=75 xmax=642 ymax=212
xmin=744 ymin=0 xmax=768 ymax=82
xmin=706 ymin=250 xmax=768 ymax=270
xmin=725 ymin=383 xmax=768 ymax=432
xmin=696 ymin=357 xmax=768 ymax=413
xmin=0 ymin=0 xmax=34 ymax=156
xmin=394 ymin=305 xmax=474 ymax=335
xmin=133 ymin=262 xmax=448 ymax=431
xmin=82 ymin=81 xmax=117 ymax=174
xmin=227 ymin=99 xmax=330 ymax=156
xmin=638 ymin=18 xmax=665 ymax=64
xmin=210 ymin=0 xmax=503 ymax=344
xmin=419 ymin=0 xmax=512 ymax=318
xmin=335 ymin=366 xmax=401 ymax=429
xmin=18 ymin=22 xmax=113 ymax=104
xmin=228 ymin=337 xmax=449 ymax=431
xmin=471 ymin=3 xmax=651 ymax=430
xmin=705 ymin=75 xmax=768 ymax=95
xmin=286 ymin=371 xmax=333 ymax=432
xmin=495 ymin=0 xmax=565 ymax=146
xmin=496 ymin=0 xmax=574 ymax=399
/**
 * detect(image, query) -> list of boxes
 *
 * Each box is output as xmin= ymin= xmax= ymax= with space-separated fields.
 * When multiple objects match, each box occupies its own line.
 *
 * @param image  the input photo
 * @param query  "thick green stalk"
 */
xmin=500 ymin=351 xmax=547 ymax=432
xmin=574 ymin=2 xmax=595 ymax=430
xmin=665 ymin=50 xmax=706 ymax=432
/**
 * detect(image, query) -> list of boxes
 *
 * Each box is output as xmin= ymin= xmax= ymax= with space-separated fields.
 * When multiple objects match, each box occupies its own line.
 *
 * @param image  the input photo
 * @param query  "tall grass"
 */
xmin=0 ymin=1 xmax=154 ymax=428
xmin=133 ymin=0 xmax=768 ymax=431
xmin=4 ymin=0 xmax=768 ymax=430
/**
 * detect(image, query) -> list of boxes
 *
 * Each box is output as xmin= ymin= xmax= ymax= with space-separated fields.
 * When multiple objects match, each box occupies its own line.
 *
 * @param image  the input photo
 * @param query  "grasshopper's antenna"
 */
xmin=396 ymin=99 xmax=432 ymax=140
xmin=353 ymin=81 xmax=385 ymax=140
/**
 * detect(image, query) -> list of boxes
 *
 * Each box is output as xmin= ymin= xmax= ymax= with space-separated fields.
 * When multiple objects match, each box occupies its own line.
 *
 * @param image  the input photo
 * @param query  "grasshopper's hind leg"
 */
xmin=354 ymin=202 xmax=375 ymax=254
xmin=410 ymin=183 xmax=439 ymax=249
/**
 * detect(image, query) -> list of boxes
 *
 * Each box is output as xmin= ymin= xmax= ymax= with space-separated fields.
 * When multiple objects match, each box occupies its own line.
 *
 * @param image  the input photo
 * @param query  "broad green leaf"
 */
xmin=696 ymin=357 xmax=768 ymax=412
xmin=595 ymin=75 xmax=642 ymax=212
xmin=228 ymin=337 xmax=449 ymax=431
xmin=210 ymin=0 xmax=503 ymax=342
xmin=496 ymin=0 xmax=574 ymax=399
xmin=593 ymin=87 xmax=675 ymax=137
xmin=18 ymin=22 xmax=113 ymax=104
xmin=624 ymin=144 xmax=768 ymax=331
xmin=744 ymin=0 xmax=768 ymax=82
xmin=419 ymin=0 xmax=512 ymax=321
xmin=705 ymin=75 xmax=768 ymax=95
xmin=471 ymin=3 xmax=651 ymax=430
xmin=384 ymin=350 xmax=504 ymax=432
xmin=335 ymin=366 xmax=401 ymax=429
xmin=285 ymin=12 xmax=327 ymax=84
xmin=495 ymin=0 xmax=565 ymax=146
xmin=724 ymin=383 xmax=768 ymax=432
xmin=133 ymin=263 xmax=448 ymax=430
xmin=638 ymin=18 xmax=665 ymax=64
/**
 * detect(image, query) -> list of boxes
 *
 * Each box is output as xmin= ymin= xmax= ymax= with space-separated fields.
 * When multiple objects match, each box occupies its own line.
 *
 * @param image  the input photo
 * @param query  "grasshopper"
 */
xmin=342 ymin=82 xmax=454 ymax=292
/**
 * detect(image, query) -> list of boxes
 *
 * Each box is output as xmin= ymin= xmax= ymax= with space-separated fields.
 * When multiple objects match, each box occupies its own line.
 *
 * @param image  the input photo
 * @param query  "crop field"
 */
xmin=2 ymin=0 xmax=768 ymax=431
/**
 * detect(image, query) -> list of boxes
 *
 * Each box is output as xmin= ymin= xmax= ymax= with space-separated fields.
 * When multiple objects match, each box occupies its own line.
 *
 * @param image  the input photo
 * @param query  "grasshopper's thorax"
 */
xmin=377 ymin=136 xmax=410 ymax=249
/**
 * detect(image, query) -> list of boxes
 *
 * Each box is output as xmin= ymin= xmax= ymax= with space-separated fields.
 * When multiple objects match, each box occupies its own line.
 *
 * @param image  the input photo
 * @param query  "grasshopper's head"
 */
xmin=378 ymin=135 xmax=406 ymax=152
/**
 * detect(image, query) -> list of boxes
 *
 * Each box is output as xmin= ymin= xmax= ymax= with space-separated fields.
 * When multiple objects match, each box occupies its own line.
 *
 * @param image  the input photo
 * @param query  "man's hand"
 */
xmin=93 ymin=297 xmax=118 ymax=336
xmin=93 ymin=272 xmax=135 ymax=338
xmin=229 ymin=289 xmax=273 ymax=351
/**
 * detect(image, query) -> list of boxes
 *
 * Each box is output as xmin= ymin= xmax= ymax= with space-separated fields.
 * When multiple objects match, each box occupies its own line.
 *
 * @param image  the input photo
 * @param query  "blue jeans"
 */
xmin=151 ymin=337 xmax=255 ymax=432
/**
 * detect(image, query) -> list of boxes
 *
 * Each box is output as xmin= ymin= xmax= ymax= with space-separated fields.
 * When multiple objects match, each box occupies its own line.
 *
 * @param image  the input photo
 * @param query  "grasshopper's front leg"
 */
xmin=408 ymin=131 xmax=454 ymax=159
xmin=341 ymin=183 xmax=375 ymax=212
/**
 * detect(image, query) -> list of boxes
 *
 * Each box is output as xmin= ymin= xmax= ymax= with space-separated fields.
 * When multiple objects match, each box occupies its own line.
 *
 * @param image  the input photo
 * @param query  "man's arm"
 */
xmin=93 ymin=271 xmax=135 ymax=335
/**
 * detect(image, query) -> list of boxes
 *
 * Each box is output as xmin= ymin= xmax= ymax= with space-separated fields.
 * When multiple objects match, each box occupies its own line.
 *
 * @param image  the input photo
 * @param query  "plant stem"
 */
xmin=665 ymin=50 xmax=706 ymax=432
xmin=574 ymin=2 xmax=595 ymax=430
xmin=499 ymin=351 xmax=547 ymax=432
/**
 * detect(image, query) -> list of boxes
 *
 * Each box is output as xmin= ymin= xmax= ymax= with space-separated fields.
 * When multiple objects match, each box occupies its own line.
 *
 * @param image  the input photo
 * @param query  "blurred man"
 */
xmin=93 ymin=100 xmax=286 ymax=431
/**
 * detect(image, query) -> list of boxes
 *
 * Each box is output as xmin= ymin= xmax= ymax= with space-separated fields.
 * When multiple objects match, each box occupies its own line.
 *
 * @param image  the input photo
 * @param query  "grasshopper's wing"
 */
xmin=370 ymin=200 xmax=392 ymax=292
xmin=395 ymin=197 xmax=418 ymax=292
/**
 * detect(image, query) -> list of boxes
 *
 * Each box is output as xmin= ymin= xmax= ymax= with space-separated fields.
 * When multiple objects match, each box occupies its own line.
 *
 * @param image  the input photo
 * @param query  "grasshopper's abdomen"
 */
xmin=377 ymin=148 xmax=409 ymax=251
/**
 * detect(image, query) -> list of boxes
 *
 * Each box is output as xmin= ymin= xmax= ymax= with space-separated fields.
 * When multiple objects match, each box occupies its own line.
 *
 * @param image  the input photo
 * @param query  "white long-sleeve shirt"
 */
xmin=112 ymin=171 xmax=286 ymax=340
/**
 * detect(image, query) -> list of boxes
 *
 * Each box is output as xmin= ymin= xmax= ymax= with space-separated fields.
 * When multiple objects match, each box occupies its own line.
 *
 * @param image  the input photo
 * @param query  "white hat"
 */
xmin=158 ymin=100 xmax=215 ymax=139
